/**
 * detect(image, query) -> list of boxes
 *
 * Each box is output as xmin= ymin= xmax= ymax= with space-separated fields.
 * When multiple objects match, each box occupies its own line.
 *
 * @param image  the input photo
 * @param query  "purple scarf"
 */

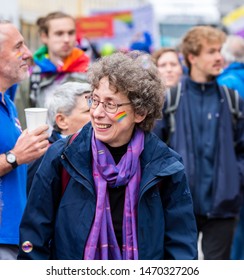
xmin=84 ymin=128 xmax=144 ymax=260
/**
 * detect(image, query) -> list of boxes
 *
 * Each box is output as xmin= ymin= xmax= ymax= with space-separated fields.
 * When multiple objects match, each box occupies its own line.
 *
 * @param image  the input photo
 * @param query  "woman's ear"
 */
xmin=55 ymin=113 xmax=68 ymax=131
xmin=134 ymin=112 xmax=147 ymax=124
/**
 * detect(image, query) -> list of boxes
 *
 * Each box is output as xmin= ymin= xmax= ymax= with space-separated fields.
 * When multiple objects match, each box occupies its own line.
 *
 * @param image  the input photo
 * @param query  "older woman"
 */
xmin=26 ymin=81 xmax=91 ymax=195
xmin=45 ymin=81 xmax=91 ymax=135
xmin=18 ymin=51 xmax=197 ymax=260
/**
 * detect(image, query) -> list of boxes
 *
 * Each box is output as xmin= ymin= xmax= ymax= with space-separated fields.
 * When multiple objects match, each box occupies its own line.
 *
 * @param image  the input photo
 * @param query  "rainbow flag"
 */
xmin=114 ymin=11 xmax=133 ymax=28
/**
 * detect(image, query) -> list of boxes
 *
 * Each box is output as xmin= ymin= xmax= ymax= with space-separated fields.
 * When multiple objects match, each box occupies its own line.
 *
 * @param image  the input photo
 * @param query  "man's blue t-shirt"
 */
xmin=0 ymin=93 xmax=27 ymax=245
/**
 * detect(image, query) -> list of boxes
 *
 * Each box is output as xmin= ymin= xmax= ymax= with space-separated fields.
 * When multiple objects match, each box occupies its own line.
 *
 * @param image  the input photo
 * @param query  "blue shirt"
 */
xmin=218 ymin=62 xmax=244 ymax=99
xmin=0 ymin=92 xmax=27 ymax=245
xmin=5 ymin=84 xmax=18 ymax=101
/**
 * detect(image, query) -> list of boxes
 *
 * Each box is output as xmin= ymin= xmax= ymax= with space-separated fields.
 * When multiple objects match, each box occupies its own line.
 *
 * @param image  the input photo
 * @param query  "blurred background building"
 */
xmin=0 ymin=0 xmax=243 ymax=52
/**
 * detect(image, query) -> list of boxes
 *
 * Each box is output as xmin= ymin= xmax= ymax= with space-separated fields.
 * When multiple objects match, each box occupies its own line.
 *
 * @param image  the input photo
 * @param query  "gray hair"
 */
xmin=0 ymin=20 xmax=11 ymax=49
xmin=221 ymin=35 xmax=244 ymax=64
xmin=46 ymin=82 xmax=91 ymax=131
xmin=87 ymin=51 xmax=165 ymax=132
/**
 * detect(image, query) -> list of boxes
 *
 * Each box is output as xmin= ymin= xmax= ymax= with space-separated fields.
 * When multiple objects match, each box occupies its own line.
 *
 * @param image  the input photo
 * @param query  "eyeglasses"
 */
xmin=85 ymin=96 xmax=131 ymax=114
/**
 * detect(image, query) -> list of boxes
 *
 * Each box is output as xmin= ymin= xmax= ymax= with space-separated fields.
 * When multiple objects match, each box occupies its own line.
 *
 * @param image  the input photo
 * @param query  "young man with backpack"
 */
xmin=153 ymin=25 xmax=244 ymax=260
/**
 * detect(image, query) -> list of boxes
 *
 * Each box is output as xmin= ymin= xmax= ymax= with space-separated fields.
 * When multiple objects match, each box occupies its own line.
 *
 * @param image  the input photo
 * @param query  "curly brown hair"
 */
xmin=87 ymin=51 xmax=165 ymax=132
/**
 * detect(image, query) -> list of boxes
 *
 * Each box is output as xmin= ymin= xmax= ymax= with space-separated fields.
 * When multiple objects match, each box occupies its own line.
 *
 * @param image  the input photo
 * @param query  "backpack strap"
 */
xmin=164 ymin=83 xmax=242 ymax=144
xmin=164 ymin=83 xmax=182 ymax=143
xmin=165 ymin=83 xmax=182 ymax=114
xmin=61 ymin=132 xmax=79 ymax=195
xmin=222 ymin=85 xmax=242 ymax=126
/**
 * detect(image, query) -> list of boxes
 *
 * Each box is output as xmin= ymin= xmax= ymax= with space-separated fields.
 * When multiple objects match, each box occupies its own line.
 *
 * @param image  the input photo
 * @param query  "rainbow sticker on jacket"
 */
xmin=22 ymin=241 xmax=33 ymax=253
xmin=114 ymin=111 xmax=127 ymax=122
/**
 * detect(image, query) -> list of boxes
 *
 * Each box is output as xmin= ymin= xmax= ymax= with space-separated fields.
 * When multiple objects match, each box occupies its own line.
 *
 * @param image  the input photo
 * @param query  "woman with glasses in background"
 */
xmin=18 ymin=51 xmax=197 ymax=260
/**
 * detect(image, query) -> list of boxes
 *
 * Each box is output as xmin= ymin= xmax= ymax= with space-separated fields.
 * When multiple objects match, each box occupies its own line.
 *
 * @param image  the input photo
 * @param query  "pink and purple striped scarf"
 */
xmin=84 ymin=128 xmax=144 ymax=260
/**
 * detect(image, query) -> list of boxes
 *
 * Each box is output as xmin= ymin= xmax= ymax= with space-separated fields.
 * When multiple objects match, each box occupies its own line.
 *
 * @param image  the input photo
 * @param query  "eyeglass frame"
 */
xmin=85 ymin=95 xmax=131 ymax=114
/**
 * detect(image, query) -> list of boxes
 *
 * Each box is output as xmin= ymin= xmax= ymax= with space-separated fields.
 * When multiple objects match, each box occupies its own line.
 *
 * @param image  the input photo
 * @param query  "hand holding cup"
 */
xmin=24 ymin=108 xmax=48 ymax=132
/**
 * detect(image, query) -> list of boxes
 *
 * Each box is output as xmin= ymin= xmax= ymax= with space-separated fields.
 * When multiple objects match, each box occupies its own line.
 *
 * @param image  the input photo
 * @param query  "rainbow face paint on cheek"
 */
xmin=16 ymin=52 xmax=23 ymax=59
xmin=114 ymin=111 xmax=127 ymax=122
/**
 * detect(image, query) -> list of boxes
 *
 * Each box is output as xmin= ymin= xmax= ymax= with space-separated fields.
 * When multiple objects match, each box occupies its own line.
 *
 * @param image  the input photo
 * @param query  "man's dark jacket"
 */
xmin=154 ymin=77 xmax=244 ymax=218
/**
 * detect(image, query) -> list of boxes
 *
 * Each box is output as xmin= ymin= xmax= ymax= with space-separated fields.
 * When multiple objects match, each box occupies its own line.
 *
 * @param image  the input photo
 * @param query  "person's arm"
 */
xmin=26 ymin=155 xmax=44 ymax=197
xmin=0 ymin=125 xmax=49 ymax=177
xmin=160 ymin=170 xmax=198 ymax=260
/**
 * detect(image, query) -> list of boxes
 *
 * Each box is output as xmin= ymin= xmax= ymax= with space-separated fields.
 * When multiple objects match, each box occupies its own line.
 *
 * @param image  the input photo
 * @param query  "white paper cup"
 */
xmin=24 ymin=108 xmax=48 ymax=132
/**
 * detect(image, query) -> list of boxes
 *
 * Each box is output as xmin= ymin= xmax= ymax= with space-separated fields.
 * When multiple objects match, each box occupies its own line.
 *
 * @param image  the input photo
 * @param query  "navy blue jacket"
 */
xmin=154 ymin=77 xmax=244 ymax=218
xmin=18 ymin=123 xmax=198 ymax=260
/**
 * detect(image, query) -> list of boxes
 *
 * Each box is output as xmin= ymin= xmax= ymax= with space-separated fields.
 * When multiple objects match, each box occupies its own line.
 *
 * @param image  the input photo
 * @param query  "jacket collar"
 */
xmin=61 ymin=123 xmax=94 ymax=193
xmin=63 ymin=123 xmax=184 ymax=193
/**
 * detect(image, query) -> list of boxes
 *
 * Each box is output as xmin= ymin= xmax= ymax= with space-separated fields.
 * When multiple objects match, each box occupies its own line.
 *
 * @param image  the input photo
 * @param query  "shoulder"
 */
xmin=144 ymin=132 xmax=181 ymax=158
xmin=143 ymin=132 xmax=184 ymax=173
xmin=218 ymin=73 xmax=240 ymax=85
xmin=44 ymin=138 xmax=68 ymax=161
xmin=71 ymin=122 xmax=92 ymax=143
xmin=62 ymin=122 xmax=93 ymax=155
